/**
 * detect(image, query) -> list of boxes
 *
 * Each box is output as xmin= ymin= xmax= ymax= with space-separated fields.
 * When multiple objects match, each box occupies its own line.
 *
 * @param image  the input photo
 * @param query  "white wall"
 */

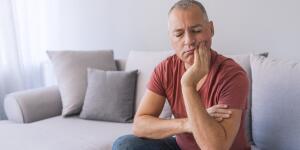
xmin=46 ymin=0 xmax=300 ymax=61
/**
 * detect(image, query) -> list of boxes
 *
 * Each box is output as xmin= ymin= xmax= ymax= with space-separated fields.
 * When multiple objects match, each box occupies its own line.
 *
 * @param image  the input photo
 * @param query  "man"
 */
xmin=113 ymin=0 xmax=250 ymax=149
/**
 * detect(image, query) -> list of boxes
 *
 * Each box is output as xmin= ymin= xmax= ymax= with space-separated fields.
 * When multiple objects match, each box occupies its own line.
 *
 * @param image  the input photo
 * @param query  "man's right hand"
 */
xmin=182 ymin=104 xmax=232 ymax=133
xmin=207 ymin=104 xmax=232 ymax=122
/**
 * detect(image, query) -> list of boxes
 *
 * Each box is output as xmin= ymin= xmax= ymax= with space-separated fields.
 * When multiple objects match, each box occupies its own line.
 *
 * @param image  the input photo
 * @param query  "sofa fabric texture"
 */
xmin=80 ymin=69 xmax=138 ymax=123
xmin=0 ymin=116 xmax=132 ymax=150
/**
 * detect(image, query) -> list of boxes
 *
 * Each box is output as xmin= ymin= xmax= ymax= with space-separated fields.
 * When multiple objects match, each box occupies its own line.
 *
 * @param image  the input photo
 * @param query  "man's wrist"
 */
xmin=181 ymin=85 xmax=197 ymax=93
xmin=179 ymin=118 xmax=192 ymax=133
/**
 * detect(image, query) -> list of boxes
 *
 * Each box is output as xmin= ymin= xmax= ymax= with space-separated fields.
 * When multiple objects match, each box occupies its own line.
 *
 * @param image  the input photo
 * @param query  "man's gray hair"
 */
xmin=169 ymin=0 xmax=209 ymax=21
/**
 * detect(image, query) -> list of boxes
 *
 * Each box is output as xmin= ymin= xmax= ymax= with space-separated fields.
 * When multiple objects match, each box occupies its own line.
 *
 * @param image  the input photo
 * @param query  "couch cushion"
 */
xmin=125 ymin=51 xmax=174 ymax=118
xmin=47 ymin=50 xmax=117 ymax=116
xmin=250 ymin=55 xmax=300 ymax=149
xmin=80 ymin=69 xmax=138 ymax=123
xmin=0 ymin=116 xmax=132 ymax=150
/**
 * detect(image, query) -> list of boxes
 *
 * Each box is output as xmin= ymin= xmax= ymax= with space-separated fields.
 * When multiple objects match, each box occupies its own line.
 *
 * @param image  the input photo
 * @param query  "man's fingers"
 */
xmin=211 ymin=113 xmax=231 ymax=118
xmin=198 ymin=42 xmax=206 ymax=56
xmin=215 ymin=117 xmax=223 ymax=122
xmin=215 ymin=109 xmax=232 ymax=114
xmin=214 ymin=104 xmax=228 ymax=109
xmin=209 ymin=104 xmax=231 ymax=113
xmin=197 ymin=41 xmax=210 ymax=69
xmin=193 ymin=45 xmax=200 ymax=64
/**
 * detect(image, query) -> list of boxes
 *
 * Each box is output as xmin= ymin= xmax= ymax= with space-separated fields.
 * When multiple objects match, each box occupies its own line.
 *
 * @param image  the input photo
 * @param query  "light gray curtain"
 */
xmin=0 ymin=0 xmax=47 ymax=119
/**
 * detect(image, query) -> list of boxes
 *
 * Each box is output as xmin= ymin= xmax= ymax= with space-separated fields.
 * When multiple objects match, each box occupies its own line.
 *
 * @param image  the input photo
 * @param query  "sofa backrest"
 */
xmin=124 ymin=51 xmax=174 ymax=118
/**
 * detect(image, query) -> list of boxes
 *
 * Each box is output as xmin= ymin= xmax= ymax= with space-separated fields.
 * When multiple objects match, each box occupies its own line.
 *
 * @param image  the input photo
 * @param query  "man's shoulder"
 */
xmin=214 ymin=53 xmax=248 ymax=80
xmin=215 ymin=52 xmax=246 ymax=73
xmin=211 ymin=52 xmax=249 ymax=92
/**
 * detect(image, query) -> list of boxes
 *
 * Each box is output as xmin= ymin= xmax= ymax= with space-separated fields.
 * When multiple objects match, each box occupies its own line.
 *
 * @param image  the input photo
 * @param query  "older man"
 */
xmin=113 ymin=0 xmax=250 ymax=149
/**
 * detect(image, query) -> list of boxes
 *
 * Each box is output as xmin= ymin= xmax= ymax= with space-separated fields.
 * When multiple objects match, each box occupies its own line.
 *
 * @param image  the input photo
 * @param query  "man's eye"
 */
xmin=193 ymin=29 xmax=202 ymax=33
xmin=175 ymin=33 xmax=183 ymax=37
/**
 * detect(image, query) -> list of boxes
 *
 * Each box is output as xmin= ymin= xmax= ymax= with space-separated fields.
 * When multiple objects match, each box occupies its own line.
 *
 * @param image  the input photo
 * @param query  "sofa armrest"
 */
xmin=4 ymin=86 xmax=62 ymax=123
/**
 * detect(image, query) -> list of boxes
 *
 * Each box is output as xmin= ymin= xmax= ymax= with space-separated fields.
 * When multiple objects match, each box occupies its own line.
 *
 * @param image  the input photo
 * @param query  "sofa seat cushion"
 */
xmin=0 ymin=116 xmax=132 ymax=150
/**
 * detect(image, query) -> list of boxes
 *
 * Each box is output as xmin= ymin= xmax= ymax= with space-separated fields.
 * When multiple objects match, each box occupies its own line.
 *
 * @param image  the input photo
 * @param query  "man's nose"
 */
xmin=184 ymin=32 xmax=196 ymax=46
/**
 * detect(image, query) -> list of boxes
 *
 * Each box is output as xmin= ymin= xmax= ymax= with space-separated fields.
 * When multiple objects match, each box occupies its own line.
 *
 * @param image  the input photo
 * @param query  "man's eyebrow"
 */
xmin=173 ymin=24 xmax=203 ymax=32
xmin=173 ymin=29 xmax=183 ymax=32
xmin=190 ymin=24 xmax=203 ymax=28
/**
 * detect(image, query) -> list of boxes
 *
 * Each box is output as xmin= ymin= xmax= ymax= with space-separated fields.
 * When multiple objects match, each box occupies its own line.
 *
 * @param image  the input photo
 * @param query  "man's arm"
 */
xmin=180 ymin=42 xmax=245 ymax=150
xmin=182 ymin=86 xmax=241 ymax=150
xmin=132 ymin=89 xmax=232 ymax=139
xmin=132 ymin=90 xmax=188 ymax=139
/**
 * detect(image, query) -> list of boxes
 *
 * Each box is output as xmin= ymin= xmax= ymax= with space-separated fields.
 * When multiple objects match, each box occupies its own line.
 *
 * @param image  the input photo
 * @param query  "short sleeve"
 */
xmin=218 ymin=71 xmax=249 ymax=110
xmin=147 ymin=63 xmax=167 ymax=97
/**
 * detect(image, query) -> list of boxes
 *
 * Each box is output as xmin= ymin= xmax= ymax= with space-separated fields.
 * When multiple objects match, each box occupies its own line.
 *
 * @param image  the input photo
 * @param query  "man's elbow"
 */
xmin=132 ymin=123 xmax=142 ymax=137
xmin=202 ymin=143 xmax=230 ymax=150
xmin=197 ymin=134 xmax=231 ymax=150
xmin=210 ymin=136 xmax=232 ymax=150
xmin=132 ymin=117 xmax=145 ymax=138
xmin=211 ymin=139 xmax=232 ymax=150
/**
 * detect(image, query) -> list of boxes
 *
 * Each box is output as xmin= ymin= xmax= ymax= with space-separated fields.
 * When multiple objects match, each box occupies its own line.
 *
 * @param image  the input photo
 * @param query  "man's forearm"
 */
xmin=182 ymin=86 xmax=227 ymax=149
xmin=132 ymin=115 xmax=188 ymax=139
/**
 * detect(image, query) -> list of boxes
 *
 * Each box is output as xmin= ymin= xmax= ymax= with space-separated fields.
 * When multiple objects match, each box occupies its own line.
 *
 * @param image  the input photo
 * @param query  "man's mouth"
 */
xmin=184 ymin=49 xmax=195 ymax=55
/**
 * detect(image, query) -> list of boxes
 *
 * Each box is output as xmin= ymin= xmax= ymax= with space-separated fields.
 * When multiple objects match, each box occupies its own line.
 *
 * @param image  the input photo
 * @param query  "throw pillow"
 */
xmin=80 ymin=68 xmax=138 ymax=123
xmin=47 ymin=50 xmax=117 ymax=116
xmin=250 ymin=55 xmax=300 ymax=149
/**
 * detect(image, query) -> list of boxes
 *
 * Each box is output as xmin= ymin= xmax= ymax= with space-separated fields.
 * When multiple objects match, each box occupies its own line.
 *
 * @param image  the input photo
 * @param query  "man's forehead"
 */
xmin=168 ymin=7 xmax=206 ymax=31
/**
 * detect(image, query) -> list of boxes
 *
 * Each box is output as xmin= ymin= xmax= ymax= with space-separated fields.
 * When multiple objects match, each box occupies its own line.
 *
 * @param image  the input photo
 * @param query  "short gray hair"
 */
xmin=169 ymin=0 xmax=209 ymax=21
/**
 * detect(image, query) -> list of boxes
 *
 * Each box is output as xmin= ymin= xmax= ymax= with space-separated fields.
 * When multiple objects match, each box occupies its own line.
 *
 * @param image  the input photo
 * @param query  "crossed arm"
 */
xmin=132 ymin=89 xmax=242 ymax=150
xmin=181 ymin=86 xmax=242 ymax=150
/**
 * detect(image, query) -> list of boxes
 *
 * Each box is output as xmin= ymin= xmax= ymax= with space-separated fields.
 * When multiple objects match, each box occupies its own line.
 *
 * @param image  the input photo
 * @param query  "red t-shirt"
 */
xmin=147 ymin=50 xmax=250 ymax=150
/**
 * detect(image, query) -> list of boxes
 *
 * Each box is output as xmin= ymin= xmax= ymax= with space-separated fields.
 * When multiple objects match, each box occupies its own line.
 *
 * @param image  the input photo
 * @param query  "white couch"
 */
xmin=1 ymin=50 xmax=300 ymax=150
xmin=0 ymin=51 xmax=173 ymax=150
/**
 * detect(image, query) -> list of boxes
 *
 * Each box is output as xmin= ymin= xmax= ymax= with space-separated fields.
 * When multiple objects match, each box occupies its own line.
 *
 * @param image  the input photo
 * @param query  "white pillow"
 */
xmin=250 ymin=55 xmax=300 ymax=149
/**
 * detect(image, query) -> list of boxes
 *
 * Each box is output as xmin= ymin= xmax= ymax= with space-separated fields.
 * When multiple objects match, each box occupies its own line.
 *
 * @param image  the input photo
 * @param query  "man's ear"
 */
xmin=209 ymin=21 xmax=214 ymax=36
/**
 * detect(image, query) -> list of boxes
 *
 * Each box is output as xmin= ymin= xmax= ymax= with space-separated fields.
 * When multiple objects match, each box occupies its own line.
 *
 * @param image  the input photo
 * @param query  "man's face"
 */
xmin=168 ymin=5 xmax=214 ymax=65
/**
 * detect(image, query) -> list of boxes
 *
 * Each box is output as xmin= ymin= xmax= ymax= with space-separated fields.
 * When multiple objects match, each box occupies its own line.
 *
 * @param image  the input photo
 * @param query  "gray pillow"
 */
xmin=250 ymin=55 xmax=300 ymax=149
xmin=47 ymin=50 xmax=117 ymax=116
xmin=80 ymin=68 xmax=138 ymax=123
